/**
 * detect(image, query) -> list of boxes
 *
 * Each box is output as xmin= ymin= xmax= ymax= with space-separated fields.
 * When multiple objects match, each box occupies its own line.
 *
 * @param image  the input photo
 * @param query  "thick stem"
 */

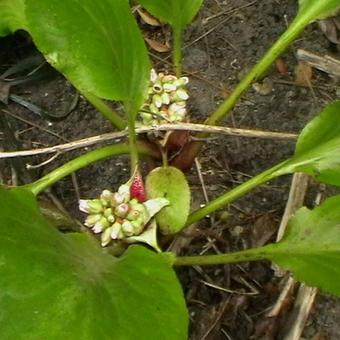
xmin=128 ymin=119 xmax=139 ymax=175
xmin=82 ymin=91 xmax=127 ymax=130
xmin=173 ymin=28 xmax=183 ymax=77
xmin=173 ymin=247 xmax=266 ymax=266
xmin=171 ymin=17 xmax=310 ymax=169
xmin=186 ymin=161 xmax=288 ymax=226
xmin=24 ymin=142 xmax=158 ymax=195
xmin=206 ymin=15 xmax=309 ymax=125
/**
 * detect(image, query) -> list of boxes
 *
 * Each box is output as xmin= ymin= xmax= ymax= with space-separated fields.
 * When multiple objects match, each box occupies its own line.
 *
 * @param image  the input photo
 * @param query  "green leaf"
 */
xmin=0 ymin=0 xmax=26 ymax=37
xmin=277 ymin=101 xmax=340 ymax=186
xmin=25 ymin=0 xmax=150 ymax=115
xmin=137 ymin=0 xmax=203 ymax=30
xmin=0 ymin=187 xmax=188 ymax=339
xmin=146 ymin=166 xmax=190 ymax=235
xmin=298 ymin=0 xmax=340 ymax=23
xmin=257 ymin=195 xmax=340 ymax=295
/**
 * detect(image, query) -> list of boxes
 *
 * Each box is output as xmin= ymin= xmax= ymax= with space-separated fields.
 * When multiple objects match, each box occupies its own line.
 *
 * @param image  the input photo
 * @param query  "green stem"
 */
xmin=128 ymin=119 xmax=139 ymax=175
xmin=173 ymin=27 xmax=183 ymax=77
xmin=206 ymin=15 xmax=310 ymax=125
xmin=173 ymin=247 xmax=266 ymax=266
xmin=24 ymin=142 xmax=158 ymax=195
xmin=82 ymin=91 xmax=127 ymax=130
xmin=186 ymin=160 xmax=288 ymax=226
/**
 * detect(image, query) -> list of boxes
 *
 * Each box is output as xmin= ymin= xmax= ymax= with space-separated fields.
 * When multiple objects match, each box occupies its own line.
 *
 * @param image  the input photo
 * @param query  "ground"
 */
xmin=1 ymin=0 xmax=340 ymax=339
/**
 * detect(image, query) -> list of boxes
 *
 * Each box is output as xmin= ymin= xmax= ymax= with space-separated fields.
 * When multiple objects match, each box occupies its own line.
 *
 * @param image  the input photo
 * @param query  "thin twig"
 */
xmin=0 ymin=123 xmax=297 ymax=159
xmin=26 ymin=151 xmax=61 ymax=169
xmin=267 ymin=173 xmax=309 ymax=319
xmin=282 ymin=187 xmax=324 ymax=340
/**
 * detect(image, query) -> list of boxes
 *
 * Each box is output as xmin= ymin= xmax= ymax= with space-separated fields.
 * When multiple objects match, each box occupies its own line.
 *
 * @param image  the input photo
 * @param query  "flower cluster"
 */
xmin=139 ymin=69 xmax=189 ymax=125
xmin=79 ymin=183 xmax=168 ymax=247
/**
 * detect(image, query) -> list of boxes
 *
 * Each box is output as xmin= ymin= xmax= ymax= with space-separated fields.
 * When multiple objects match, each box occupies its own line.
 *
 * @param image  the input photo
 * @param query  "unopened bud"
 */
xmin=162 ymin=75 xmax=177 ymax=82
xmin=100 ymin=189 xmax=113 ymax=201
xmin=161 ymin=92 xmax=170 ymax=105
xmin=152 ymin=94 xmax=163 ymax=108
xmin=115 ymin=203 xmax=129 ymax=218
xmin=175 ymin=89 xmax=189 ymax=101
xmin=126 ymin=209 xmax=140 ymax=221
xmin=149 ymin=103 xmax=159 ymax=114
xmin=150 ymin=69 xmax=158 ymax=83
xmin=110 ymin=222 xmax=122 ymax=240
xmin=141 ymin=112 xmax=153 ymax=123
xmin=112 ymin=192 xmax=124 ymax=206
xmin=121 ymin=220 xmax=134 ymax=236
xmin=84 ymin=214 xmax=102 ymax=228
xmin=118 ymin=184 xmax=130 ymax=202
xmin=163 ymin=83 xmax=177 ymax=92
xmin=79 ymin=199 xmax=103 ymax=214
xmin=174 ymin=77 xmax=189 ymax=87
xmin=131 ymin=218 xmax=144 ymax=235
xmin=103 ymin=208 xmax=115 ymax=223
xmin=93 ymin=217 xmax=109 ymax=234
xmin=101 ymin=227 xmax=113 ymax=247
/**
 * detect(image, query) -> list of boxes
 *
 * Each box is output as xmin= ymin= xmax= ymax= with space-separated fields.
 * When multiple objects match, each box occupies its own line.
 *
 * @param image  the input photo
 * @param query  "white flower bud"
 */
xmin=162 ymin=75 xmax=177 ymax=82
xmin=161 ymin=92 xmax=170 ymax=105
xmin=175 ymin=89 xmax=189 ymax=101
xmin=149 ymin=103 xmax=159 ymax=114
xmin=112 ymin=192 xmax=124 ymax=206
xmin=168 ymin=103 xmax=186 ymax=121
xmin=101 ymin=227 xmax=113 ymax=247
xmin=79 ymin=199 xmax=103 ymax=214
xmin=103 ymin=208 xmax=115 ymax=223
xmin=163 ymin=83 xmax=177 ymax=92
xmin=174 ymin=77 xmax=189 ymax=87
xmin=150 ymin=68 xmax=158 ymax=83
xmin=110 ymin=222 xmax=122 ymax=240
xmin=121 ymin=220 xmax=134 ymax=236
xmin=131 ymin=218 xmax=144 ymax=235
xmin=93 ymin=217 xmax=109 ymax=234
xmin=115 ymin=203 xmax=129 ymax=218
xmin=100 ymin=189 xmax=113 ymax=202
xmin=118 ymin=184 xmax=130 ymax=202
xmin=152 ymin=94 xmax=163 ymax=108
xmin=141 ymin=112 xmax=153 ymax=123
xmin=84 ymin=214 xmax=102 ymax=228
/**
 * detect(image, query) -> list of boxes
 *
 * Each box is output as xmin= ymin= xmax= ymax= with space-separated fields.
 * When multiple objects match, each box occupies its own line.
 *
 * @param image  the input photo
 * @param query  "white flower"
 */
xmin=79 ymin=183 xmax=170 ymax=250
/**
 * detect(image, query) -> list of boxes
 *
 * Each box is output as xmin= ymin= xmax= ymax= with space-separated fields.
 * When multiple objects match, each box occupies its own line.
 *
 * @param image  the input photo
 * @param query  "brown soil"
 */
xmin=1 ymin=0 xmax=340 ymax=339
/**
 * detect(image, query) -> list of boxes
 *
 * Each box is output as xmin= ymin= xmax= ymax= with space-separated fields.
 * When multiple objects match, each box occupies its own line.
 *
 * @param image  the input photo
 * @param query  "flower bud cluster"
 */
xmin=79 ymin=184 xmax=149 ymax=247
xmin=140 ymin=69 xmax=189 ymax=125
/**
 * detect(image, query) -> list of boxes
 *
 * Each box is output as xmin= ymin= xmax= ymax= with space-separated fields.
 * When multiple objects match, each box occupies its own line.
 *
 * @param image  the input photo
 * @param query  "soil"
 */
xmin=1 ymin=0 xmax=340 ymax=339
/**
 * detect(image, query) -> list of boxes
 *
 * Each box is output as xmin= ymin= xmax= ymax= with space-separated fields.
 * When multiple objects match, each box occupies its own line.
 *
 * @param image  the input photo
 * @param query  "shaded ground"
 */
xmin=1 ymin=0 xmax=340 ymax=339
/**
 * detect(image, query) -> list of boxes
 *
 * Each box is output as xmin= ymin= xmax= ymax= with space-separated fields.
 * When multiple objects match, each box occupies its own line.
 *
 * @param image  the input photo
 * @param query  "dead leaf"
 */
xmin=251 ymin=214 xmax=277 ymax=248
xmin=252 ymin=77 xmax=273 ymax=95
xmin=0 ymin=81 xmax=10 ymax=104
xmin=294 ymin=61 xmax=313 ymax=86
xmin=318 ymin=17 xmax=340 ymax=44
xmin=275 ymin=58 xmax=289 ymax=76
xmin=137 ymin=7 xmax=161 ymax=26
xmin=144 ymin=36 xmax=171 ymax=52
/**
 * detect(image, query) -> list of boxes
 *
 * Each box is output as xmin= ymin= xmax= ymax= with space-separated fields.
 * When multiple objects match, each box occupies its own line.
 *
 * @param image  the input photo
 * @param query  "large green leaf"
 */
xmin=24 ymin=0 xmax=150 ymax=115
xmin=298 ymin=0 xmax=340 ymax=23
xmin=0 ymin=187 xmax=188 ymax=339
xmin=276 ymin=101 xmax=340 ymax=186
xmin=0 ymin=0 xmax=26 ymax=37
xmin=257 ymin=195 xmax=340 ymax=295
xmin=137 ymin=0 xmax=203 ymax=30
xmin=146 ymin=166 xmax=190 ymax=235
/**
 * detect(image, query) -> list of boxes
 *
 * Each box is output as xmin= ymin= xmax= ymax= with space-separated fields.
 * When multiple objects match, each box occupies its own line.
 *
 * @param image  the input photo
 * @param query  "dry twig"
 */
xmin=0 ymin=122 xmax=297 ymax=159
